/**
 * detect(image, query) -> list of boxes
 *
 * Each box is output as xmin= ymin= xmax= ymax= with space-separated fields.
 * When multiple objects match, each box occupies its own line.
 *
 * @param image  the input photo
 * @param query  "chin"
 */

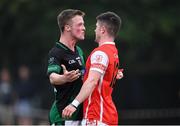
xmin=95 ymin=38 xmax=99 ymax=43
xmin=76 ymin=36 xmax=83 ymax=41
xmin=80 ymin=36 xmax=85 ymax=40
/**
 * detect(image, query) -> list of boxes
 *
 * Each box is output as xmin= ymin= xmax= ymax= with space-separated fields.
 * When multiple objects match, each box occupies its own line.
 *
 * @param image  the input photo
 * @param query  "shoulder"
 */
xmin=76 ymin=46 xmax=84 ymax=54
xmin=90 ymin=47 xmax=110 ymax=61
xmin=90 ymin=49 xmax=109 ymax=62
xmin=95 ymin=45 xmax=115 ymax=56
xmin=48 ymin=46 xmax=63 ymax=57
xmin=91 ymin=47 xmax=107 ymax=56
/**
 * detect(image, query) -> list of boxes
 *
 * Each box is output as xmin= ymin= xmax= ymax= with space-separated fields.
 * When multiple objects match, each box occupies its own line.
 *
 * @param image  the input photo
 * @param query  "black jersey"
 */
xmin=47 ymin=42 xmax=85 ymax=120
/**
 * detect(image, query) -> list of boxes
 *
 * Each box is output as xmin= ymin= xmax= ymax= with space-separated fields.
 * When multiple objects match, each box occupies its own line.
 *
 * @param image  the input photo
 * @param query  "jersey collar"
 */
xmin=101 ymin=42 xmax=115 ymax=45
xmin=56 ymin=42 xmax=78 ymax=54
xmin=56 ymin=42 xmax=68 ymax=50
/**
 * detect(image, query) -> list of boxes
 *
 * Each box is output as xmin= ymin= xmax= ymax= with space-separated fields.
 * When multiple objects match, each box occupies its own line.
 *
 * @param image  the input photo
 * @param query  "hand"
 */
xmin=116 ymin=68 xmax=124 ymax=79
xmin=62 ymin=104 xmax=77 ymax=119
xmin=61 ymin=64 xmax=81 ymax=82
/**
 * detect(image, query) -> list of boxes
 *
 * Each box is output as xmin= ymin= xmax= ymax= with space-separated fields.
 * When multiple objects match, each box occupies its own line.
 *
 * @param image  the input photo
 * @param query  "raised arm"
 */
xmin=49 ymin=65 xmax=81 ymax=85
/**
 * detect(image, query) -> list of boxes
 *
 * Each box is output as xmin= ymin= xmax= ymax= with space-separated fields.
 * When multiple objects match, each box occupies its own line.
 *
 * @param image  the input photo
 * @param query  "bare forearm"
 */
xmin=63 ymin=70 xmax=102 ymax=118
xmin=75 ymin=79 xmax=97 ymax=104
xmin=70 ymin=70 xmax=101 ymax=108
xmin=49 ymin=73 xmax=66 ymax=85
xmin=49 ymin=69 xmax=80 ymax=85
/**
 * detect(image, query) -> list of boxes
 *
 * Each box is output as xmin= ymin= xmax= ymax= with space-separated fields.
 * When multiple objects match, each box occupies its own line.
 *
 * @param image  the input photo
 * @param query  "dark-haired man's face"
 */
xmin=95 ymin=21 xmax=102 ymax=43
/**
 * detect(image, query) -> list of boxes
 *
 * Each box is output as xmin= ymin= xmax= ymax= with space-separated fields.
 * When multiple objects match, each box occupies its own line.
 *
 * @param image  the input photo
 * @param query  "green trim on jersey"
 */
xmin=76 ymin=46 xmax=85 ymax=66
xmin=49 ymin=101 xmax=83 ymax=125
xmin=49 ymin=101 xmax=64 ymax=125
xmin=56 ymin=42 xmax=68 ymax=50
xmin=47 ymin=64 xmax=61 ymax=74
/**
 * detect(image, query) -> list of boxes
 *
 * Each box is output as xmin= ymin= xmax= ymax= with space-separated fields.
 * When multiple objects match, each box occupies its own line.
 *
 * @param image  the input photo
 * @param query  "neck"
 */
xmin=98 ymin=36 xmax=114 ymax=46
xmin=59 ymin=33 xmax=76 ymax=51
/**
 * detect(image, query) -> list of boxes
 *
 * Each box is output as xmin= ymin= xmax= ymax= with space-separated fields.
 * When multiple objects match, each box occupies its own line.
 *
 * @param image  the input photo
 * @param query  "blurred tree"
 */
xmin=0 ymin=0 xmax=179 ymax=114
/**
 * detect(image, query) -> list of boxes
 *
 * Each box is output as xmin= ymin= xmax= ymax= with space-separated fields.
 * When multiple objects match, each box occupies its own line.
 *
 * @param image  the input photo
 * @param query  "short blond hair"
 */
xmin=57 ymin=9 xmax=85 ymax=32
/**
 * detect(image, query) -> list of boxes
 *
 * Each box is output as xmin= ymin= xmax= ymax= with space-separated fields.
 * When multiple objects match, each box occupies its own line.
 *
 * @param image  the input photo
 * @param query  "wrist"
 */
xmin=71 ymin=99 xmax=80 ymax=108
xmin=61 ymin=74 xmax=67 ymax=83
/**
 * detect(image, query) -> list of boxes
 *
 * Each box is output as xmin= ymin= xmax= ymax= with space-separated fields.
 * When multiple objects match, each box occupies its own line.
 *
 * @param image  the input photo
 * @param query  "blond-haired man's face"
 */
xmin=68 ymin=15 xmax=85 ymax=41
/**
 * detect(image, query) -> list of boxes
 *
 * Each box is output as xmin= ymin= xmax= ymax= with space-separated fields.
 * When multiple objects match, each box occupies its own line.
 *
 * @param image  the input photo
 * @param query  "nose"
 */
xmin=83 ymin=25 xmax=86 ymax=31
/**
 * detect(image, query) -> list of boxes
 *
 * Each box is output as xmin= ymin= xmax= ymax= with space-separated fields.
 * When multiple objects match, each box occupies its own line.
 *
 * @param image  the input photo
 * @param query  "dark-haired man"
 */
xmin=62 ymin=11 xmax=122 ymax=126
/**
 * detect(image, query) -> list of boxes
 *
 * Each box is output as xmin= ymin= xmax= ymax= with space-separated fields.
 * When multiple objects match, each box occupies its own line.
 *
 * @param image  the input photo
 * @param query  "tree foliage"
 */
xmin=0 ymin=0 xmax=179 ymax=110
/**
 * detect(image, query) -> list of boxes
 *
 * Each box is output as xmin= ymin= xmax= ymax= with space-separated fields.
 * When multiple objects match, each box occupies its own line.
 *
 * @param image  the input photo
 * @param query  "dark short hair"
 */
xmin=57 ymin=9 xmax=85 ymax=32
xmin=96 ymin=11 xmax=121 ymax=37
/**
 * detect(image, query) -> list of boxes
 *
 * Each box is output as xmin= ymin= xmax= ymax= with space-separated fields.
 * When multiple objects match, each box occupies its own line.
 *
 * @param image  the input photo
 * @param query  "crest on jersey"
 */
xmin=95 ymin=55 xmax=103 ymax=62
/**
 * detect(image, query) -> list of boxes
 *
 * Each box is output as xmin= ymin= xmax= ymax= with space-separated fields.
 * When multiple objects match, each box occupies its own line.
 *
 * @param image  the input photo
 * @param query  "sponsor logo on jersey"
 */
xmin=76 ymin=57 xmax=82 ymax=65
xmin=76 ymin=57 xmax=81 ymax=60
xmin=68 ymin=59 xmax=76 ymax=64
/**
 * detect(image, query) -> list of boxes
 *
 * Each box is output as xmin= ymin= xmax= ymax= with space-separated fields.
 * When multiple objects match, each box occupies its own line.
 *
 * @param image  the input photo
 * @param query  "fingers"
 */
xmin=62 ymin=105 xmax=76 ymax=119
xmin=75 ymin=69 xmax=80 ymax=74
xmin=66 ymin=70 xmax=80 ymax=77
xmin=69 ymin=73 xmax=81 ymax=82
xmin=61 ymin=64 xmax=67 ymax=73
xmin=116 ymin=68 xmax=124 ymax=79
xmin=68 ymin=73 xmax=81 ymax=82
xmin=61 ymin=64 xmax=80 ymax=75
xmin=119 ymin=68 xmax=124 ymax=72
xmin=64 ymin=69 xmax=81 ymax=82
xmin=62 ymin=109 xmax=71 ymax=118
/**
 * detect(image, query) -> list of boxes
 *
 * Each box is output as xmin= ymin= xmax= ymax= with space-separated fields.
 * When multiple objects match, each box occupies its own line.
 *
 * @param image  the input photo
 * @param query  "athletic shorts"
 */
xmin=49 ymin=101 xmax=82 ymax=125
xmin=81 ymin=119 xmax=108 ymax=126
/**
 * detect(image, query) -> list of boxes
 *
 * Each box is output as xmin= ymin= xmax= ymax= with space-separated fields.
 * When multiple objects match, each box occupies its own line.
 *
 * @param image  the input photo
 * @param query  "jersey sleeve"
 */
xmin=90 ymin=50 xmax=109 ymax=74
xmin=47 ymin=51 xmax=61 ymax=76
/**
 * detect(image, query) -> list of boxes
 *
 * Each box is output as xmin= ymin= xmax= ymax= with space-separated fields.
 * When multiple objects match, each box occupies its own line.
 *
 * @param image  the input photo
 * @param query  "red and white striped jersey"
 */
xmin=83 ymin=42 xmax=119 ymax=125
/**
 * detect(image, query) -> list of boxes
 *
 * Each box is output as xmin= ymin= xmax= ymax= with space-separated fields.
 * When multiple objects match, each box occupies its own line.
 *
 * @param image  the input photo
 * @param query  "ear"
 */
xmin=64 ymin=24 xmax=71 ymax=32
xmin=100 ymin=26 xmax=106 ymax=34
